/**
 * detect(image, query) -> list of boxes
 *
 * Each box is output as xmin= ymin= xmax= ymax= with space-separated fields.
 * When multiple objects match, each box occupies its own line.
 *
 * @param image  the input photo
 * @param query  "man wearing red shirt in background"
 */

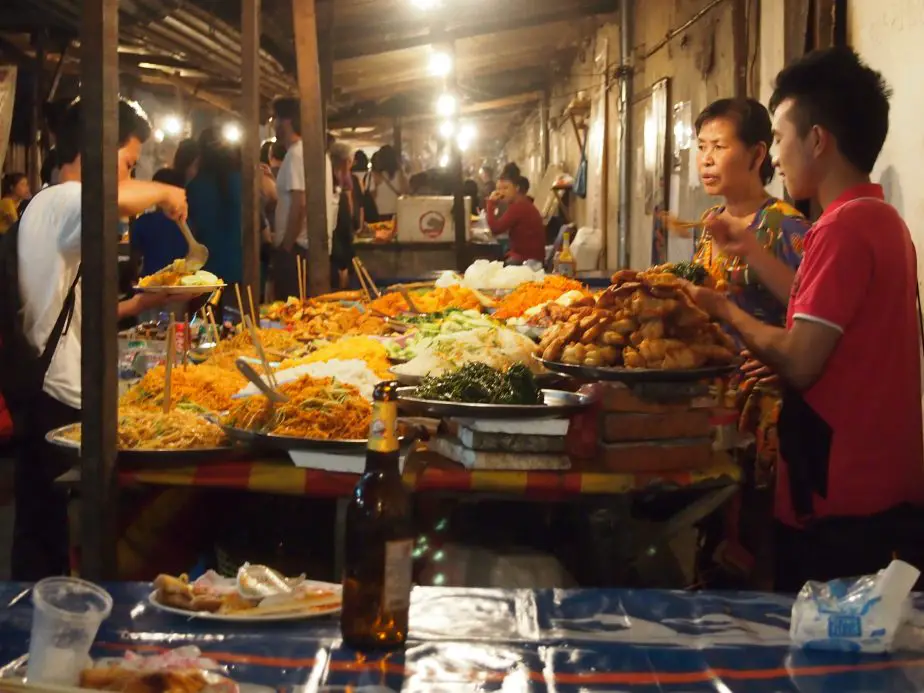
xmin=486 ymin=174 xmax=545 ymax=264
xmin=689 ymin=47 xmax=924 ymax=591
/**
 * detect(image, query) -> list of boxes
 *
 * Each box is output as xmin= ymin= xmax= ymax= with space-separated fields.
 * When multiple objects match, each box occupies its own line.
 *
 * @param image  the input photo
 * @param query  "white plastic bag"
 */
xmin=790 ymin=559 xmax=920 ymax=653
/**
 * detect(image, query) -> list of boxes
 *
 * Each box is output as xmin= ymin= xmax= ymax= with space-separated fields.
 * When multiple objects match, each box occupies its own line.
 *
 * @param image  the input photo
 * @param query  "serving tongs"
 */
xmin=178 ymin=219 xmax=210 ymax=271
xmin=236 ymin=358 xmax=288 ymax=404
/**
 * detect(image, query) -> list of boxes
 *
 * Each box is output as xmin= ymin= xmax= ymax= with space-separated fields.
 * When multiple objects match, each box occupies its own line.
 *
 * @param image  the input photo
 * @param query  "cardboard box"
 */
xmin=396 ymin=196 xmax=471 ymax=243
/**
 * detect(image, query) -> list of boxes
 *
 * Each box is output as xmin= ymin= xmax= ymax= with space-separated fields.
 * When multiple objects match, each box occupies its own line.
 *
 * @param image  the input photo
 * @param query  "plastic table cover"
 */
xmin=2 ymin=582 xmax=923 ymax=692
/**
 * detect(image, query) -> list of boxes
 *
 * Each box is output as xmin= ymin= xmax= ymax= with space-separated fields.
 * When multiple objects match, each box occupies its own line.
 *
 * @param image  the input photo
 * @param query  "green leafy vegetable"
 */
xmin=414 ymin=362 xmax=542 ymax=405
xmin=666 ymin=261 xmax=709 ymax=286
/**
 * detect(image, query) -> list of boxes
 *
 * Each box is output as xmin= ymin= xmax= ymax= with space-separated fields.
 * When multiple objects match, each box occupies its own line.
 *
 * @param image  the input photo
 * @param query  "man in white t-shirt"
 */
xmin=271 ymin=97 xmax=336 ymax=300
xmin=12 ymin=98 xmax=189 ymax=580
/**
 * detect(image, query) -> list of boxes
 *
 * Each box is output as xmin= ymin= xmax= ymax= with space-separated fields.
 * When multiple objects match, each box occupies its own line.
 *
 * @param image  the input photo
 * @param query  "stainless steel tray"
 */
xmin=45 ymin=423 xmax=242 ymax=468
xmin=534 ymin=357 xmax=738 ymax=383
xmin=396 ymin=387 xmax=591 ymax=419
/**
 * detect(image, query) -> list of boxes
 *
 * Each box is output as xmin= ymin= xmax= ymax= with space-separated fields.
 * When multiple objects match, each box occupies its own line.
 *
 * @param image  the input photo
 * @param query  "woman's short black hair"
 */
xmin=769 ymin=47 xmax=890 ymax=175
xmin=173 ymin=138 xmax=200 ymax=175
xmin=695 ymin=98 xmax=774 ymax=185
xmin=1 ymin=172 xmax=26 ymax=197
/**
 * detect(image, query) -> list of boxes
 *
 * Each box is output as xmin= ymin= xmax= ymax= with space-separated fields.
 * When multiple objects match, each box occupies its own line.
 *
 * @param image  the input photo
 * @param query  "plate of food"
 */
xmin=533 ymin=267 xmax=739 ymax=383
xmin=45 ymin=408 xmax=242 ymax=467
xmin=136 ymin=259 xmax=225 ymax=294
xmin=149 ymin=564 xmax=342 ymax=621
xmin=395 ymin=363 xmax=591 ymax=419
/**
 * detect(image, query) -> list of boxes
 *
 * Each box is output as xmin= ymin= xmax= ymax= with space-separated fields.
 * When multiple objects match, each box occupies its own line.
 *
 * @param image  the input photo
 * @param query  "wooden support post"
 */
xmin=732 ymin=0 xmax=748 ymax=98
xmin=292 ymin=0 xmax=330 ymax=295
xmin=80 ymin=0 xmax=120 ymax=581
xmin=29 ymin=32 xmax=44 ymax=195
xmin=539 ymin=89 xmax=550 ymax=173
xmin=318 ymin=0 xmax=334 ymax=137
xmin=451 ymin=142 xmax=466 ymax=272
xmin=241 ymin=0 xmax=261 ymax=301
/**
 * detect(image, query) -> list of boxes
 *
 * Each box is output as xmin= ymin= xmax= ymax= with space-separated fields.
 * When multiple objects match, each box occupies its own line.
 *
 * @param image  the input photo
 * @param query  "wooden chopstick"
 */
xmin=247 ymin=285 xmax=258 ymax=326
xmin=396 ymin=284 xmax=421 ymax=314
xmin=352 ymin=258 xmax=372 ymax=302
xmin=244 ymin=315 xmax=277 ymax=389
xmin=163 ymin=315 xmax=176 ymax=414
xmin=206 ymin=306 xmax=221 ymax=344
xmin=234 ymin=284 xmax=246 ymax=325
xmin=296 ymin=258 xmax=304 ymax=303
xmin=300 ymin=257 xmax=308 ymax=302
xmin=658 ymin=211 xmax=701 ymax=238
xmin=355 ymin=257 xmax=381 ymax=298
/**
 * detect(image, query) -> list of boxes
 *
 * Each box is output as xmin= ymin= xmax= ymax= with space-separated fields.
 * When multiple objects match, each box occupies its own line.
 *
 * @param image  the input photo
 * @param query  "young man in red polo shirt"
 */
xmin=689 ymin=47 xmax=924 ymax=591
xmin=486 ymin=174 xmax=546 ymax=264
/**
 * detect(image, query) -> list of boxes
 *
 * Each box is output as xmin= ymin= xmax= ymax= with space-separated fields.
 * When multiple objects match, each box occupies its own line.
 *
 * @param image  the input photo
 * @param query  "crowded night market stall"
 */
xmin=1 ymin=0 xmax=924 ymax=691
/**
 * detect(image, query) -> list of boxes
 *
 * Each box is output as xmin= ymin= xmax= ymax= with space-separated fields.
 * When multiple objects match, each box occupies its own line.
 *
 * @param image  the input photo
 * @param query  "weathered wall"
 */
xmin=849 ymin=0 xmax=924 ymax=279
xmin=630 ymin=0 xmax=740 ymax=269
xmin=504 ymin=0 xmax=752 ymax=270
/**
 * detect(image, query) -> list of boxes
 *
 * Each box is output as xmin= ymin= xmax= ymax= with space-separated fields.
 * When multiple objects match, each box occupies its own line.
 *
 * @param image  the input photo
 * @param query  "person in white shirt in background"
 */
xmin=368 ymin=145 xmax=408 ymax=220
xmin=13 ymin=97 xmax=189 ymax=580
xmin=271 ymin=97 xmax=337 ymax=301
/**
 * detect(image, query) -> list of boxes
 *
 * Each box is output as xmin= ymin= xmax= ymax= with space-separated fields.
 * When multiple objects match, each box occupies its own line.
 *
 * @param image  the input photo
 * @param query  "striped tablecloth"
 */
xmin=117 ymin=455 xmax=740 ymax=499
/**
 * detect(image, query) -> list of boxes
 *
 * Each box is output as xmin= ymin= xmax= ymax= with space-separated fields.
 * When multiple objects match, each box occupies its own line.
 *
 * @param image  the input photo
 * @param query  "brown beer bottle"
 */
xmin=340 ymin=381 xmax=413 ymax=650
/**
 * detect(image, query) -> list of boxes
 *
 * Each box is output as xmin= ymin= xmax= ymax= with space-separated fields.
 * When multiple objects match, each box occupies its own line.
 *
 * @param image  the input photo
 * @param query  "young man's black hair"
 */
xmin=273 ymin=97 xmax=302 ymax=136
xmin=769 ymin=46 xmax=890 ymax=174
xmin=53 ymin=98 xmax=152 ymax=165
xmin=695 ymin=97 xmax=775 ymax=184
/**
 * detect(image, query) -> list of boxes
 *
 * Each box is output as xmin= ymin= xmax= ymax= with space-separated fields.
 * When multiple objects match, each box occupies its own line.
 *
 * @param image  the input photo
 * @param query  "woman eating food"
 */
xmin=692 ymin=97 xmax=810 ymax=584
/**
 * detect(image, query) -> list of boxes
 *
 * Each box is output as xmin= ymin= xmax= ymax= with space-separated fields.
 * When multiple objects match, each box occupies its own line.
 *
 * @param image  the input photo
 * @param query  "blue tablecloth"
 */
xmin=2 ymin=583 xmax=923 ymax=692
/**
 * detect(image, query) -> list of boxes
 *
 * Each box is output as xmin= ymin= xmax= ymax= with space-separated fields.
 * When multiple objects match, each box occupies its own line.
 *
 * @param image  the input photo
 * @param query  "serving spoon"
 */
xmin=178 ymin=219 xmax=210 ymax=271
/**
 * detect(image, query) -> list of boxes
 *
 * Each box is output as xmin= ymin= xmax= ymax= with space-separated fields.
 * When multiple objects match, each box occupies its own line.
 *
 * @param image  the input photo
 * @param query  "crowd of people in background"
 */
xmin=11 ymin=93 xmax=544 ymax=309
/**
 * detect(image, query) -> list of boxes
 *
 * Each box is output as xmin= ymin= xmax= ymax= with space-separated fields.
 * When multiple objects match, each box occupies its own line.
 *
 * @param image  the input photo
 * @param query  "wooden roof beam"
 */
xmin=334 ymin=0 xmax=616 ymax=60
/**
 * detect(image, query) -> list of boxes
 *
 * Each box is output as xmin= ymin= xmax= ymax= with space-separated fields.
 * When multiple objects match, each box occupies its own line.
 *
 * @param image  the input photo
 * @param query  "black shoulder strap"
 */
xmin=38 ymin=264 xmax=82 ymax=376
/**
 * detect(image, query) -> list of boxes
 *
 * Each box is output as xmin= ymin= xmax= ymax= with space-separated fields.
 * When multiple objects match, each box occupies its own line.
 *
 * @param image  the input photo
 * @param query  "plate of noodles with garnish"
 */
xmin=45 ymin=406 xmax=244 ymax=467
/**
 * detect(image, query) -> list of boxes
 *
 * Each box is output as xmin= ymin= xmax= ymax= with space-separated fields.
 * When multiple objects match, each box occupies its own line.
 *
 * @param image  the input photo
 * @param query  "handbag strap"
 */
xmin=39 ymin=264 xmax=82 ymax=376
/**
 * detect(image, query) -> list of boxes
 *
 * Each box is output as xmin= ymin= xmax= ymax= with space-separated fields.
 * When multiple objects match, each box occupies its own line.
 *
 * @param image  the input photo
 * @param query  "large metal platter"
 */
xmin=45 ymin=424 xmax=242 ymax=468
xmin=396 ymin=387 xmax=591 ymax=419
xmin=534 ymin=357 xmax=738 ymax=383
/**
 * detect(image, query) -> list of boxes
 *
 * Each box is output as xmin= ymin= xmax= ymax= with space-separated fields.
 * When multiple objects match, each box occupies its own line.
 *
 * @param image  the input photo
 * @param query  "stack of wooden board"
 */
xmin=428 ymin=417 xmax=571 ymax=470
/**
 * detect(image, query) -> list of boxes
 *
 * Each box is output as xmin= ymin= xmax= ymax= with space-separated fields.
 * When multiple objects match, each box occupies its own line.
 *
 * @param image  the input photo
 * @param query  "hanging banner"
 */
xmin=0 ymin=66 xmax=16 ymax=172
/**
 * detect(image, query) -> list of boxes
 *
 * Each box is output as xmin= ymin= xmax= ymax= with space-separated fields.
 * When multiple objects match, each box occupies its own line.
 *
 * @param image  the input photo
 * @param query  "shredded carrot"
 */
xmin=368 ymin=286 xmax=482 ymax=317
xmin=492 ymin=276 xmax=589 ymax=320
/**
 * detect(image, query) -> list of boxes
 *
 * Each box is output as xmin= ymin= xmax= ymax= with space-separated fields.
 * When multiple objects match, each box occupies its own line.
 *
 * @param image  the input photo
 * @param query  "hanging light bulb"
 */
xmin=436 ymin=93 xmax=457 ymax=117
xmin=428 ymin=51 xmax=453 ymax=77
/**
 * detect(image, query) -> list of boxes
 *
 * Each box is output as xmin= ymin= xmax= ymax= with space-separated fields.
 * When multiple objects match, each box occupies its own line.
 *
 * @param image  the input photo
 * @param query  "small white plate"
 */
xmin=146 ymin=583 xmax=341 ymax=622
xmin=134 ymin=284 xmax=226 ymax=295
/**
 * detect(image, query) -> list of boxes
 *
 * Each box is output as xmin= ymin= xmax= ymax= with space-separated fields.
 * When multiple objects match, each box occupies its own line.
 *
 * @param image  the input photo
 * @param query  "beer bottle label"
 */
xmin=368 ymin=401 xmax=399 ymax=453
xmin=383 ymin=538 xmax=413 ymax=611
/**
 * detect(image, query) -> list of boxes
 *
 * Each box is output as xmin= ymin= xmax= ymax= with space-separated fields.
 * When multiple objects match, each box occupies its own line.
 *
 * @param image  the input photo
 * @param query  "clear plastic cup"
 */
xmin=27 ymin=577 xmax=113 ymax=685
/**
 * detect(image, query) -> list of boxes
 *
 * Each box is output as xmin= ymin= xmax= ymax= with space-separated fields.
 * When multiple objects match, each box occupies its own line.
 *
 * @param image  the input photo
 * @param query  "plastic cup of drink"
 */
xmin=27 ymin=577 xmax=113 ymax=685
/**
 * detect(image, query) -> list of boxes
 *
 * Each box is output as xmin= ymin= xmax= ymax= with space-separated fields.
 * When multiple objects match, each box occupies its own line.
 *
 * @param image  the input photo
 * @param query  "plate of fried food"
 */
xmin=535 ymin=267 xmax=739 ymax=383
xmin=136 ymin=259 xmax=225 ymax=294
xmin=150 ymin=564 xmax=342 ymax=621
